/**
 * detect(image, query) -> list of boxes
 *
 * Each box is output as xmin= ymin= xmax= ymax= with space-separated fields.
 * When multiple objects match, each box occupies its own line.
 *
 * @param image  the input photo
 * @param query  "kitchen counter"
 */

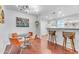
xmin=47 ymin=27 xmax=79 ymax=53
xmin=47 ymin=28 xmax=79 ymax=31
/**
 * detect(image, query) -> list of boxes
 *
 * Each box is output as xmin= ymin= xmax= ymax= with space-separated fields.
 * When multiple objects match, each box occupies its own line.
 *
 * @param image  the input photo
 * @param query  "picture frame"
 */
xmin=16 ymin=17 xmax=29 ymax=27
xmin=0 ymin=6 xmax=4 ymax=23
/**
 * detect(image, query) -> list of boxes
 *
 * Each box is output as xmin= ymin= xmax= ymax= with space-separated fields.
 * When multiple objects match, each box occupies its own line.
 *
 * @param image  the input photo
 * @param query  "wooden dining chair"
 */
xmin=9 ymin=33 xmax=22 ymax=46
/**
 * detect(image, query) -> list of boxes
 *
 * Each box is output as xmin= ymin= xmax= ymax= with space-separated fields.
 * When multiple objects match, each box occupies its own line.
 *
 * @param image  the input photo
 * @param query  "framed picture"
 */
xmin=0 ymin=6 xmax=4 ymax=23
xmin=16 ymin=17 xmax=29 ymax=27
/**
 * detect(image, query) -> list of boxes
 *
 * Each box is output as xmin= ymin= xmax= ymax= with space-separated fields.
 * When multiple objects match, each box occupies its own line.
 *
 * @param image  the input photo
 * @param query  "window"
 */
xmin=57 ymin=20 xmax=64 ymax=28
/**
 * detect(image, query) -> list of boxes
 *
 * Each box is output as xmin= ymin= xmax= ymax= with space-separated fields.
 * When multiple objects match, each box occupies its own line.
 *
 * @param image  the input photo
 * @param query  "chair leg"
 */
xmin=51 ymin=35 xmax=54 ymax=43
xmin=49 ymin=34 xmax=51 ymax=41
xmin=52 ymin=35 xmax=56 ymax=44
xmin=51 ymin=35 xmax=56 ymax=43
xmin=54 ymin=35 xmax=57 ymax=48
xmin=70 ymin=39 xmax=75 ymax=51
xmin=63 ymin=38 xmax=67 ymax=48
xmin=54 ymin=35 xmax=56 ymax=44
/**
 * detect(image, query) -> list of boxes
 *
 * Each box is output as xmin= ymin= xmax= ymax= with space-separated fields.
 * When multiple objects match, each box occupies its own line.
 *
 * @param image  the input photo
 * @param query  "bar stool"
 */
xmin=48 ymin=31 xmax=56 ymax=44
xmin=62 ymin=32 xmax=75 ymax=51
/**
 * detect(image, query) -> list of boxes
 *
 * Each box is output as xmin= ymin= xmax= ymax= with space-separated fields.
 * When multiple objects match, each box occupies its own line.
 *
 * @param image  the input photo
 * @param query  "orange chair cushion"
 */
xmin=10 ymin=38 xmax=22 ymax=46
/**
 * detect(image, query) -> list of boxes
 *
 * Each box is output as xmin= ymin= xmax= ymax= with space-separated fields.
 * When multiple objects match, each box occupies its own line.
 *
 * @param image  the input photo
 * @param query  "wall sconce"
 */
xmin=35 ymin=21 xmax=39 ymax=25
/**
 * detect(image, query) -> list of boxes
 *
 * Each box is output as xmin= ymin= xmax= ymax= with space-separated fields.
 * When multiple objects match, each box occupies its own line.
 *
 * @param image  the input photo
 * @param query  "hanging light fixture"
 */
xmin=16 ymin=5 xmax=40 ymax=14
xmin=16 ymin=5 xmax=29 ymax=11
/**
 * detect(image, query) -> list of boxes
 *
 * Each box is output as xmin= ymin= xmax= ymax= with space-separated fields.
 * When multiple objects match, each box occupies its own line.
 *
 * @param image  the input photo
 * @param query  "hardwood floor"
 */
xmin=4 ymin=36 xmax=78 ymax=54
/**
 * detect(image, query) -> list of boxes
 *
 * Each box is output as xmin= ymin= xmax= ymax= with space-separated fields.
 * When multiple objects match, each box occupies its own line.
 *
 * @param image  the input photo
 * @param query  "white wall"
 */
xmin=0 ymin=6 xmax=37 ymax=53
xmin=40 ymin=20 xmax=48 ymax=36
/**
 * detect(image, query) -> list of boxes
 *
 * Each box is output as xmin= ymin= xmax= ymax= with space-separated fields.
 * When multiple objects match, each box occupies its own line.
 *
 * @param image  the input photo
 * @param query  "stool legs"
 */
xmin=51 ymin=35 xmax=54 ymax=42
xmin=51 ymin=35 xmax=56 ymax=44
xmin=54 ymin=35 xmax=56 ymax=44
xmin=63 ymin=38 xmax=67 ymax=48
xmin=49 ymin=34 xmax=51 ymax=41
xmin=70 ymin=39 xmax=75 ymax=51
xmin=48 ymin=31 xmax=57 ymax=48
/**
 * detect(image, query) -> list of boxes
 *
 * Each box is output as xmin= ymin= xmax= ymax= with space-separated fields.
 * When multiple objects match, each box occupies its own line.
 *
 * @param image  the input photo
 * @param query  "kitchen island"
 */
xmin=47 ymin=27 xmax=79 ymax=53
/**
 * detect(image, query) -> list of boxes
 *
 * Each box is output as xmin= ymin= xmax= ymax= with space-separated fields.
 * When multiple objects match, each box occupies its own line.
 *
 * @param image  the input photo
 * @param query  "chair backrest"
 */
xmin=49 ymin=31 xmax=56 ymax=35
xmin=63 ymin=32 xmax=75 ymax=39
xmin=28 ymin=32 xmax=33 ymax=36
xmin=9 ymin=33 xmax=21 ymax=46
xmin=12 ymin=33 xmax=18 ymax=38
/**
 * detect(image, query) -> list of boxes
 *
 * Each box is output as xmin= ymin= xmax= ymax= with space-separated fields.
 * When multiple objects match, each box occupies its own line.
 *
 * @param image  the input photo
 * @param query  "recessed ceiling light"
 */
xmin=58 ymin=11 xmax=62 ymax=14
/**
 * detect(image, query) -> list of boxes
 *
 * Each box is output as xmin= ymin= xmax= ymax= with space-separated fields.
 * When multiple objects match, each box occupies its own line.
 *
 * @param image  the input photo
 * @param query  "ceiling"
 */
xmin=4 ymin=5 xmax=79 ymax=19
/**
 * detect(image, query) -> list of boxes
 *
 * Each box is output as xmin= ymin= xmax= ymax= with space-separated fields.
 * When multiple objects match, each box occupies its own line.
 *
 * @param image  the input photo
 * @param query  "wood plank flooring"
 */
xmin=4 ymin=36 xmax=78 ymax=54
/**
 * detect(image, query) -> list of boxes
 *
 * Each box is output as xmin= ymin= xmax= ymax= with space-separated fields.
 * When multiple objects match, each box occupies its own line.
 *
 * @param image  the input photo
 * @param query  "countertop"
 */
xmin=47 ymin=28 xmax=79 ymax=31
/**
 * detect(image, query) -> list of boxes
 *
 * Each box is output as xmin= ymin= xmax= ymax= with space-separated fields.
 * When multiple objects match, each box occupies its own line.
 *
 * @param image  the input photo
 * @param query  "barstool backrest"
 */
xmin=63 ymin=32 xmax=75 ymax=39
xmin=49 ymin=31 xmax=56 ymax=35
